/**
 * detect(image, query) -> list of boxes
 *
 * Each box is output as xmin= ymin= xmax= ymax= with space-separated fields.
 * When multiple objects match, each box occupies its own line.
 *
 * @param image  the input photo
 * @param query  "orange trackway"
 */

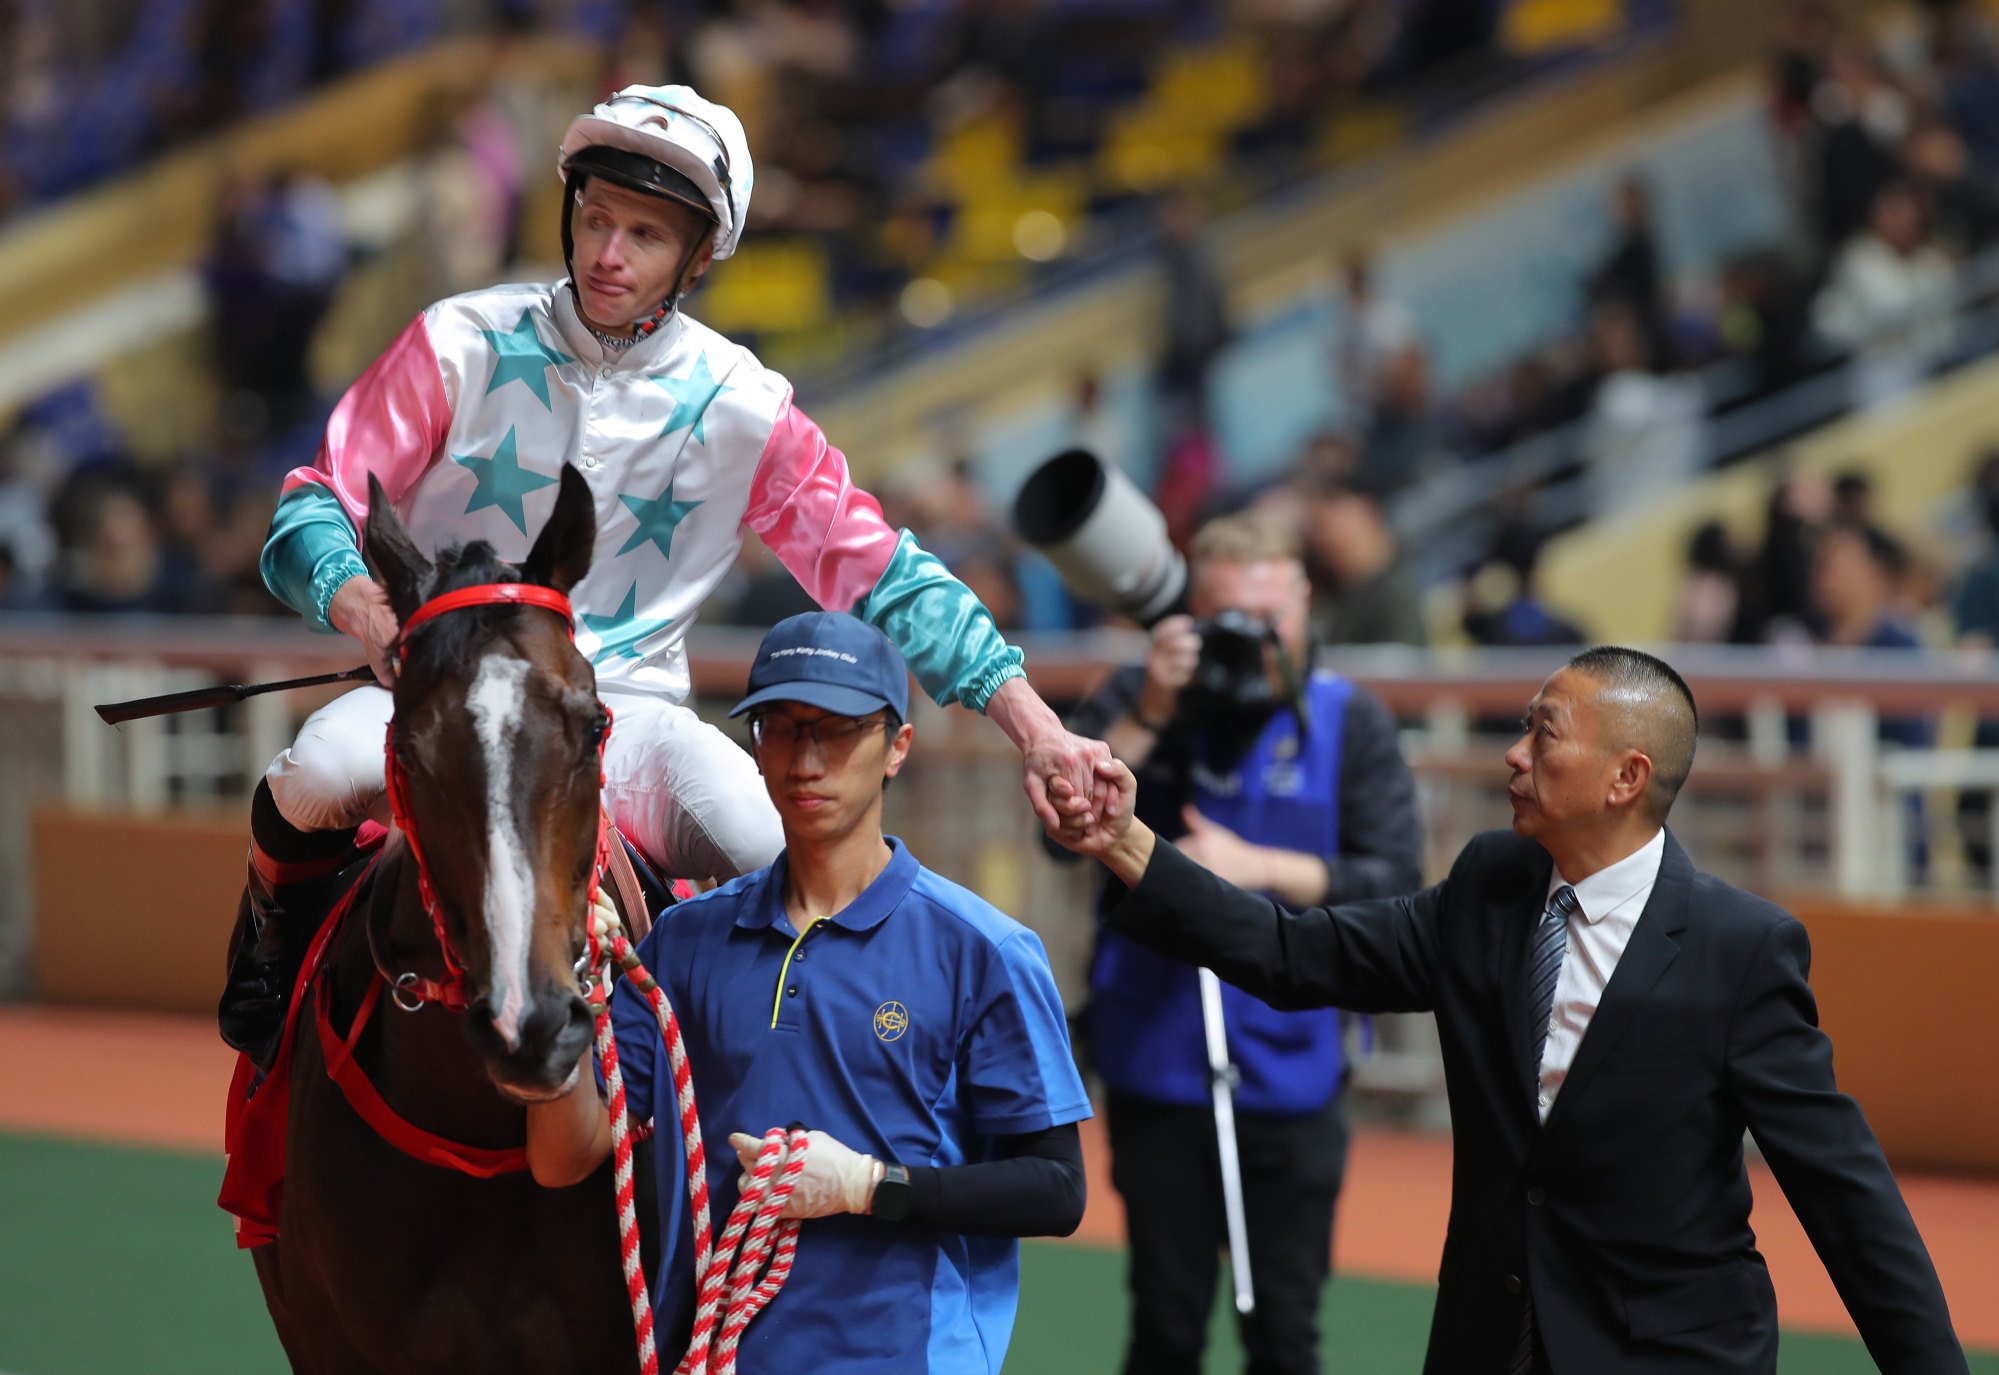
xmin=4 ymin=1006 xmax=1996 ymax=1348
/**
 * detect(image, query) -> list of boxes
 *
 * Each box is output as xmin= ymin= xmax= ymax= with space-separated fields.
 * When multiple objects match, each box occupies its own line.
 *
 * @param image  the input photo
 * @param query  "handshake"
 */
xmin=1043 ymin=753 xmax=1157 ymax=888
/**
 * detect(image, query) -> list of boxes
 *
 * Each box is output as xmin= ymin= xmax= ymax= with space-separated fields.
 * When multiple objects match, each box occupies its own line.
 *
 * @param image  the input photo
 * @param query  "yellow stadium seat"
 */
xmin=697 ymin=240 xmax=832 ymax=335
xmin=1504 ymin=0 xmax=1626 ymax=53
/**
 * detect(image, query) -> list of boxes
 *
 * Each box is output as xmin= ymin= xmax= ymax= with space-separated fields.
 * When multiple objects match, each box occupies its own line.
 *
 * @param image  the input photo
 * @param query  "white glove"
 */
xmin=729 ymin=1130 xmax=878 ymax=1220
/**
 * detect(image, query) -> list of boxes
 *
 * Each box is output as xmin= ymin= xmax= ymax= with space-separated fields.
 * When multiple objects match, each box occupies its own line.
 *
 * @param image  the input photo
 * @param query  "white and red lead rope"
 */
xmin=588 ymin=905 xmax=809 ymax=1375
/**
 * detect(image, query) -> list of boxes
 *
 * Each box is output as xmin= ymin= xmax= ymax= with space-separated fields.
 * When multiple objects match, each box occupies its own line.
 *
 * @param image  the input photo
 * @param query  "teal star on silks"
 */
xmin=580 ymin=584 xmax=674 ymax=665
xmin=480 ymin=311 xmax=574 ymax=409
xmin=617 ymin=480 xmax=704 ymax=560
xmin=650 ymin=353 xmax=731 ymax=443
xmin=453 ymin=427 xmax=556 ymax=534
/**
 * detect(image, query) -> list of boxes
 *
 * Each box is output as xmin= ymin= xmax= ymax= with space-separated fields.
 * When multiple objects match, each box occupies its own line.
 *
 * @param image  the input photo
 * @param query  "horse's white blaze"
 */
xmin=466 ymin=654 xmax=534 ymax=1048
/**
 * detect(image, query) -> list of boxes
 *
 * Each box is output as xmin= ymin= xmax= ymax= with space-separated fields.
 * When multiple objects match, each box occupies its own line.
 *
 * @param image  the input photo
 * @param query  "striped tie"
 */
xmin=1510 ymin=885 xmax=1579 ymax=1375
xmin=1527 ymin=886 xmax=1578 ymax=1083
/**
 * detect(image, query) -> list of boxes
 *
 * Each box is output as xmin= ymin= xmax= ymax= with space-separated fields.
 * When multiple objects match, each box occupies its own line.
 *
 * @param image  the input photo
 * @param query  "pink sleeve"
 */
xmin=742 ymin=393 xmax=900 ymax=610
xmin=279 ymin=314 xmax=453 ymax=527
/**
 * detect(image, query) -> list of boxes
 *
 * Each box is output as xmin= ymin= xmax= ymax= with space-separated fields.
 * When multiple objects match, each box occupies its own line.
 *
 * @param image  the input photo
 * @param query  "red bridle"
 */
xmin=379 ymin=582 xmax=613 ymax=1013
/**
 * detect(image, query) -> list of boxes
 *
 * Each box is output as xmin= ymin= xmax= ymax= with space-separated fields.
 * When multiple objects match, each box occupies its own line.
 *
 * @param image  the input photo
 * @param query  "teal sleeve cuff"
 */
xmin=851 ymin=530 xmax=1026 ymax=713
xmin=261 ymin=486 xmax=368 ymax=633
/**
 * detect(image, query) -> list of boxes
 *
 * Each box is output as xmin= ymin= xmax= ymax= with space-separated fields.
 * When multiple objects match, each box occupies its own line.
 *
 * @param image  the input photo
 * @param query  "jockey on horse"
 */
xmin=224 ymin=82 xmax=1112 ymax=1065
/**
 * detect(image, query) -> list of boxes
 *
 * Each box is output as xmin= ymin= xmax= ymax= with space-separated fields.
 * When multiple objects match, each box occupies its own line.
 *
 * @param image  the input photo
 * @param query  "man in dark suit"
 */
xmin=1045 ymin=645 xmax=1967 ymax=1373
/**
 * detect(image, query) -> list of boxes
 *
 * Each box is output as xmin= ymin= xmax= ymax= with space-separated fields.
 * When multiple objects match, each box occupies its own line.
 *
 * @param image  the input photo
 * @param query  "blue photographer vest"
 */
xmin=1089 ymin=672 xmax=1355 ymax=1115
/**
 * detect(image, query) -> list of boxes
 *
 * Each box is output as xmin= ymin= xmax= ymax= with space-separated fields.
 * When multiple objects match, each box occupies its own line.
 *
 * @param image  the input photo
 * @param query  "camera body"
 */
xmin=1185 ymin=609 xmax=1281 ymax=716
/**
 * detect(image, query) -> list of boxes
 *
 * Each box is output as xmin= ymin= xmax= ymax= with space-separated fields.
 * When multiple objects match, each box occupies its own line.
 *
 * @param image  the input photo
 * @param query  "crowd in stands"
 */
xmin=0 ymin=0 xmax=1510 ymax=623
xmin=1134 ymin=0 xmax=1999 ymax=665
xmin=7 ymin=0 xmax=1999 ymax=699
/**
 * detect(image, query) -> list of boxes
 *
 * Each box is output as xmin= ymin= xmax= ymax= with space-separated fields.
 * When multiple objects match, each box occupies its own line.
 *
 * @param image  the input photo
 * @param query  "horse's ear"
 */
xmin=362 ymin=474 xmax=432 ymax=623
xmin=522 ymin=464 xmax=596 ymax=594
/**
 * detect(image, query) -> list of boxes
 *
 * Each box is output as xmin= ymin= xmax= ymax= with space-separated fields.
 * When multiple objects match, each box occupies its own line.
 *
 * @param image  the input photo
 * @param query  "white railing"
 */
xmin=4 ymin=623 xmax=1996 ymax=1113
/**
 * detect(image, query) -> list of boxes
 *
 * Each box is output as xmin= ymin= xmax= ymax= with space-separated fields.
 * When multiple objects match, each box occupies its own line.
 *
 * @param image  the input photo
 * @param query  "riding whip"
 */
xmin=93 ymin=666 xmax=376 ymax=725
xmin=1200 ymin=966 xmax=1256 ymax=1315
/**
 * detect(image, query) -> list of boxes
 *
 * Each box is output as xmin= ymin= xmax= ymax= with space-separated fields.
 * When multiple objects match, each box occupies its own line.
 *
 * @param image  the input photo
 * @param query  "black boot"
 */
xmin=218 ymin=861 xmax=292 ymax=1074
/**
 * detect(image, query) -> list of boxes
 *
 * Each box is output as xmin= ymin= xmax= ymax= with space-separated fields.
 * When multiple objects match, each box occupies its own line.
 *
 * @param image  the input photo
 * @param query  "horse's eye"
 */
xmin=584 ymin=711 xmax=610 ymax=751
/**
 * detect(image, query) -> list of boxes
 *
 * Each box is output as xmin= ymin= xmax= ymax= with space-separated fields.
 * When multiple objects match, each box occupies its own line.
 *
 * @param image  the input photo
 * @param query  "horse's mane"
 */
xmin=399 ymin=539 xmax=539 ymax=673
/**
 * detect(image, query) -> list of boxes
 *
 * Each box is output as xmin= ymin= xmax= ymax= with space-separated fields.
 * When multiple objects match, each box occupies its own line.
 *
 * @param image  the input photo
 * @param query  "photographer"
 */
xmin=1059 ymin=513 xmax=1423 ymax=1375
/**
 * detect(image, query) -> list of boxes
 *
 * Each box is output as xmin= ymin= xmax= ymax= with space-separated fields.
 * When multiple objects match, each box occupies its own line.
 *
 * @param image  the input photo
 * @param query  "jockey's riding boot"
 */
xmin=218 ymin=862 xmax=292 ymax=1072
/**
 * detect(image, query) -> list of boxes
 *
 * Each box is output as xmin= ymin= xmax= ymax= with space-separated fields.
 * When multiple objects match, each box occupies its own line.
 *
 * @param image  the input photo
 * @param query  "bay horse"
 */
xmin=246 ymin=466 xmax=655 ymax=1373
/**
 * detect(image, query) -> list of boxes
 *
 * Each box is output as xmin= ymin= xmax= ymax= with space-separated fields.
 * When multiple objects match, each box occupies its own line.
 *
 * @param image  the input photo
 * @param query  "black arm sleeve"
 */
xmin=1110 ymin=834 xmax=1452 ymax=1013
xmin=900 ymin=1121 xmax=1086 ymax=1237
xmin=1325 ymin=686 xmax=1426 ymax=904
xmin=1728 ymin=919 xmax=1968 ymax=1373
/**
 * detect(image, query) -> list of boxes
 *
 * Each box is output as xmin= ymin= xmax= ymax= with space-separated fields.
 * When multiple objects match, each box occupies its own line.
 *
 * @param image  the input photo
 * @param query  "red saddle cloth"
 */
xmin=218 ymin=825 xmax=387 ymax=1249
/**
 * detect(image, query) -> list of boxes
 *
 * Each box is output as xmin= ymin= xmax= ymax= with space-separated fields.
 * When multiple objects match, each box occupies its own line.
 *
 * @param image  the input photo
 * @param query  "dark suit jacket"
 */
xmin=1111 ymin=828 xmax=1966 ymax=1374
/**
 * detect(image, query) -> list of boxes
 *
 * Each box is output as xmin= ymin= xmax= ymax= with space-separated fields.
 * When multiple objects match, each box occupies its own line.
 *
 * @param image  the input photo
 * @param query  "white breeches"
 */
xmin=264 ymin=685 xmax=784 ymax=883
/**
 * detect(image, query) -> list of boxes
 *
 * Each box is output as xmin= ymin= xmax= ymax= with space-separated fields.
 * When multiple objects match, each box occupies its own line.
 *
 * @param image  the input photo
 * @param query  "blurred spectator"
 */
xmin=596 ymin=6 xmax=695 ymax=96
xmin=1065 ymin=370 xmax=1131 ymax=479
xmin=1153 ymin=187 xmax=1231 ymax=435
xmin=0 ymin=542 xmax=40 ymax=610
xmin=205 ymin=168 xmax=349 ymax=428
xmin=1929 ymin=4 xmax=1999 ymax=175
xmin=1736 ymin=471 xmax=1832 ymax=645
xmin=1715 ymin=250 xmax=1816 ymax=398
xmin=1152 ymin=421 xmax=1223 ymax=552
xmin=1811 ymin=518 xmax=1928 ymax=655
xmin=1900 ymin=118 xmax=1999 ymax=257
xmin=1950 ymin=447 xmax=1999 ymax=876
xmin=1294 ymin=429 xmax=1358 ymax=490
xmin=1769 ymin=1 xmax=1836 ymax=138
xmin=1586 ymin=176 xmax=1667 ymax=356
xmin=1330 ymin=248 xmax=1419 ymax=428
xmin=1832 ymin=469 xmax=1876 ymax=524
xmin=1460 ymin=524 xmax=1586 ymax=648
xmin=415 ymin=46 xmax=529 ymax=290
xmin=1812 ymin=180 xmax=1956 ymax=403
xmin=1580 ymin=301 xmax=1705 ymax=518
xmin=1675 ymin=519 xmax=1744 ymax=644
xmin=1352 ymin=341 xmax=1444 ymax=498
xmin=1304 ymin=485 xmax=1427 ymax=647
xmin=1950 ymin=447 xmax=1999 ymax=648
xmin=1811 ymin=517 xmax=1933 ymax=875
xmin=51 ymin=476 xmax=202 ymax=614
xmin=0 ymin=419 xmax=60 ymax=596
xmin=1806 ymin=40 xmax=1913 ymax=250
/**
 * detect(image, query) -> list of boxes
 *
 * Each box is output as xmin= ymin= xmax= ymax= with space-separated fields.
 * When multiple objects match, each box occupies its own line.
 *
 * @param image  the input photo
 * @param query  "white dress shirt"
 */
xmin=1535 ymin=828 xmax=1667 ymax=1123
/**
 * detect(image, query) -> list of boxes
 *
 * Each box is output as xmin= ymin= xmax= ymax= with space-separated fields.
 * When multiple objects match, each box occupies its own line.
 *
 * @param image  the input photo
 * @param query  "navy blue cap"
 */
xmin=730 ymin=612 xmax=911 ymax=721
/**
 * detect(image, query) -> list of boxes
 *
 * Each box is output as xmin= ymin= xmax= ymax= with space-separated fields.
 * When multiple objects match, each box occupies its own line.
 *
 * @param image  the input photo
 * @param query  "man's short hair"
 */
xmin=1190 ymin=513 xmax=1301 ymax=568
xmin=1565 ymin=645 xmax=1699 ymax=823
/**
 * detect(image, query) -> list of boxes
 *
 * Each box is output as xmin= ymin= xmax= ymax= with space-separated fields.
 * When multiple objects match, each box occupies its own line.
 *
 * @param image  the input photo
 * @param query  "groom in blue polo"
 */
xmin=526 ymin=612 xmax=1091 ymax=1374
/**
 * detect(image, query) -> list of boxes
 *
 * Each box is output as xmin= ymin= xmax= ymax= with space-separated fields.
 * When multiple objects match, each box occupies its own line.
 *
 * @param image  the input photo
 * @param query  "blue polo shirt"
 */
xmin=608 ymin=837 xmax=1091 ymax=1375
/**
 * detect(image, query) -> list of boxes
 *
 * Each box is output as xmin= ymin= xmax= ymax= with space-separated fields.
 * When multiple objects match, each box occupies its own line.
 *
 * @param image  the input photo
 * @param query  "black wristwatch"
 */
xmin=872 ymin=1161 xmax=912 ymax=1221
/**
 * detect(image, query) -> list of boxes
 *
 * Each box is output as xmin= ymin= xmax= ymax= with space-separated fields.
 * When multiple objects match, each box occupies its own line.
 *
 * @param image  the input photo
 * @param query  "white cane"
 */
xmin=1199 ymin=966 xmax=1255 ymax=1316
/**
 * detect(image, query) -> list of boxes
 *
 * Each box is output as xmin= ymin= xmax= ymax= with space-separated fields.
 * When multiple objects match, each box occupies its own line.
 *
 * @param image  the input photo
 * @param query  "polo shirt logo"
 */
xmin=873 ymin=1001 xmax=909 ymax=1042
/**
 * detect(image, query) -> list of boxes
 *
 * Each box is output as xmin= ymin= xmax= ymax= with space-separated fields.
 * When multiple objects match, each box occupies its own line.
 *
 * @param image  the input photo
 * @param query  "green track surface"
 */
xmin=2 ymin=1134 xmax=1991 ymax=1374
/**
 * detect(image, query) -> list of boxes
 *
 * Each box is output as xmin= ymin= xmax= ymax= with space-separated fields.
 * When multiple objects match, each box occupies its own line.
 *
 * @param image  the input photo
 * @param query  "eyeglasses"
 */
xmin=750 ymin=711 xmax=887 ymax=752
